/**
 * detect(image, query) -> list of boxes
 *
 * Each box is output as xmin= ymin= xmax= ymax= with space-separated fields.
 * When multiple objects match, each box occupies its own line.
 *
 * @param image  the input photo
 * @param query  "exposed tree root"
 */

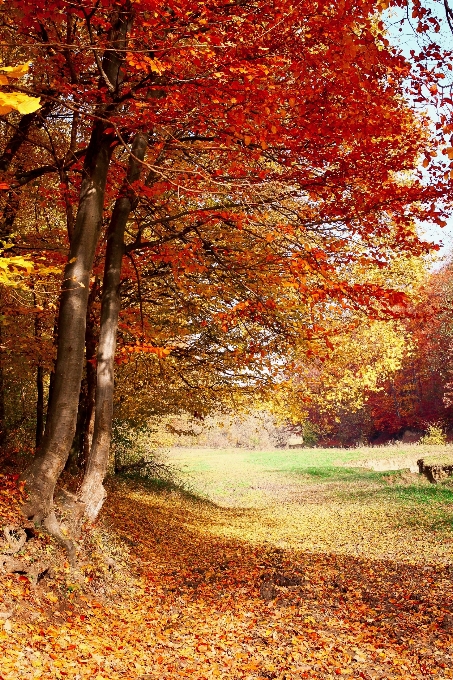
xmin=43 ymin=510 xmax=77 ymax=567
xmin=21 ymin=488 xmax=85 ymax=567
xmin=0 ymin=525 xmax=50 ymax=581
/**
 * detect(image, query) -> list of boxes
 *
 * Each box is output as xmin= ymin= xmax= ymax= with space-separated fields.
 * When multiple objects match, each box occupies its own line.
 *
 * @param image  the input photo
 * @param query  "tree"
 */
xmin=0 ymin=0 xmax=446 ymax=547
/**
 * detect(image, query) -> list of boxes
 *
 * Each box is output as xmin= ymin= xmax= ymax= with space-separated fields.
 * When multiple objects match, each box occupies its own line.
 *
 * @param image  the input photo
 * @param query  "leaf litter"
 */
xmin=0 ymin=469 xmax=453 ymax=680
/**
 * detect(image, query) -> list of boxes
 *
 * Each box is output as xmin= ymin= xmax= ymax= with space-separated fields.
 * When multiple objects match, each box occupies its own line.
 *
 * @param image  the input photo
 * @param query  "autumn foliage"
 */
xmin=0 ymin=0 xmax=450 ymax=547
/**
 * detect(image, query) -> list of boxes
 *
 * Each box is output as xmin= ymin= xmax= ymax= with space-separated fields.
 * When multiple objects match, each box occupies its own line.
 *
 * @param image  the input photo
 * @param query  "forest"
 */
xmin=1 ymin=0 xmax=453 ymax=678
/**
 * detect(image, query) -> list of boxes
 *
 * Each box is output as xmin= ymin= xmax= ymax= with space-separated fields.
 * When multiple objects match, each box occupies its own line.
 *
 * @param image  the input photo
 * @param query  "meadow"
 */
xmin=165 ymin=444 xmax=453 ymax=564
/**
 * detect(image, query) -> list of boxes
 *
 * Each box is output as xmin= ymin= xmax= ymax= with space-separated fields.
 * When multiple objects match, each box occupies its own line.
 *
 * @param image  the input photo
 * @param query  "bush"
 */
xmin=111 ymin=420 xmax=176 ymax=481
xmin=301 ymin=421 xmax=320 ymax=447
xmin=419 ymin=423 xmax=447 ymax=446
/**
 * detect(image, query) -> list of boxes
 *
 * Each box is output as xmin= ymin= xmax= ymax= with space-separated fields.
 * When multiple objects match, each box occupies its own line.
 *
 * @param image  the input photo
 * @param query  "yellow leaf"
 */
xmin=149 ymin=58 xmax=165 ymax=75
xmin=0 ymin=92 xmax=41 ymax=114
xmin=0 ymin=63 xmax=30 ymax=78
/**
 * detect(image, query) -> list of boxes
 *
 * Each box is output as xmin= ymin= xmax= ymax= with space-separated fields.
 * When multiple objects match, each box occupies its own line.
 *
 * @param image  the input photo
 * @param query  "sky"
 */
xmin=385 ymin=1 xmax=453 ymax=262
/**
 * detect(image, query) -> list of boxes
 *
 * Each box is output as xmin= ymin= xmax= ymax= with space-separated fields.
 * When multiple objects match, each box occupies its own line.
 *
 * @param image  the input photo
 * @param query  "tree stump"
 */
xmin=417 ymin=458 xmax=453 ymax=483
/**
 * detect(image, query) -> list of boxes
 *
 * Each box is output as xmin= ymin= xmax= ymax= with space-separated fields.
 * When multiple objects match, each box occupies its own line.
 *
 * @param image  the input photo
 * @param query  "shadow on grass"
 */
xmin=345 ymin=480 xmax=453 ymax=504
xmin=288 ymin=467 xmax=453 ymax=531
xmin=291 ymin=466 xmax=386 ymax=483
xmin=112 ymin=471 xmax=217 ymax=507
xmin=339 ymin=477 xmax=453 ymax=531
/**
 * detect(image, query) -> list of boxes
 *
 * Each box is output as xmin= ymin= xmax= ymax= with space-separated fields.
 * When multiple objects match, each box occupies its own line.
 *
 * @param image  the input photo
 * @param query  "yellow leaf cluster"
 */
xmin=0 ymin=252 xmax=35 ymax=286
xmin=0 ymin=62 xmax=41 ymax=115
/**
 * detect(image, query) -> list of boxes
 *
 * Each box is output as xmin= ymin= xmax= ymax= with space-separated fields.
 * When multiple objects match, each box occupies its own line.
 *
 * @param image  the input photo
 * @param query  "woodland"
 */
xmin=1 ymin=0 xmax=453 ymax=678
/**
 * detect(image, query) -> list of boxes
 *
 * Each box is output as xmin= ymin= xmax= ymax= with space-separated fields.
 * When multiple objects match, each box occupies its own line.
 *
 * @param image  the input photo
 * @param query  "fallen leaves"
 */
xmin=1 ymin=470 xmax=453 ymax=679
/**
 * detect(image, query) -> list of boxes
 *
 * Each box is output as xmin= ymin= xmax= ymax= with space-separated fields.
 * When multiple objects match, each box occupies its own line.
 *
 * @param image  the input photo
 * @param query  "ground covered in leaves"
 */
xmin=1 ymin=446 xmax=453 ymax=679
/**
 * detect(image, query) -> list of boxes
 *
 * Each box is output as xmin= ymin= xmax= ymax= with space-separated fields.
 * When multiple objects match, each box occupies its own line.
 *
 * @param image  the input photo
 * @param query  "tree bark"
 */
xmin=36 ymin=365 xmax=44 ymax=449
xmin=78 ymin=133 xmax=148 ymax=520
xmin=0 ymin=324 xmax=5 ymax=451
xmin=66 ymin=276 xmax=99 ymax=474
xmin=82 ymin=282 xmax=99 ymax=466
xmin=33 ymin=290 xmax=44 ymax=450
xmin=22 ymin=121 xmax=115 ymax=522
xmin=22 ymin=7 xmax=133 ymax=528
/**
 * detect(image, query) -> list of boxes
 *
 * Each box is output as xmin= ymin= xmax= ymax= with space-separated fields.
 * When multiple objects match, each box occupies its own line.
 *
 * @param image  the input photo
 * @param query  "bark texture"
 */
xmin=36 ymin=365 xmax=44 ymax=449
xmin=22 ymin=122 xmax=114 ymax=521
xmin=79 ymin=133 xmax=148 ymax=520
xmin=66 ymin=279 xmax=98 ymax=474
xmin=0 ymin=325 xmax=5 ymax=451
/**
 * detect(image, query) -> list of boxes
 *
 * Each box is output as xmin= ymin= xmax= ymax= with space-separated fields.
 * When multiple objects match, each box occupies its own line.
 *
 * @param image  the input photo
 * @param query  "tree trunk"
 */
xmin=22 ymin=121 xmax=115 ymax=523
xmin=22 ymin=8 xmax=133 ymax=530
xmin=36 ymin=365 xmax=44 ymax=450
xmin=33 ymin=291 xmax=44 ymax=449
xmin=79 ymin=133 xmax=148 ymax=520
xmin=0 ymin=324 xmax=5 ymax=451
xmin=82 ymin=284 xmax=99 ymax=467
xmin=66 ymin=277 xmax=99 ymax=474
xmin=66 ymin=377 xmax=86 ymax=475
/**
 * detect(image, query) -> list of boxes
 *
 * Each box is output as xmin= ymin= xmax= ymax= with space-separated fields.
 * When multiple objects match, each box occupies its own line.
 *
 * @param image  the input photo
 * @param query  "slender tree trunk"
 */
xmin=66 ymin=276 xmax=99 ymax=474
xmin=79 ymin=133 xmax=148 ymax=520
xmin=0 ymin=324 xmax=5 ymax=451
xmin=66 ymin=378 xmax=86 ymax=475
xmin=33 ymin=291 xmax=44 ymax=449
xmin=36 ymin=366 xmax=44 ymax=449
xmin=82 ymin=285 xmax=99 ymax=466
xmin=22 ymin=8 xmax=133 ymax=531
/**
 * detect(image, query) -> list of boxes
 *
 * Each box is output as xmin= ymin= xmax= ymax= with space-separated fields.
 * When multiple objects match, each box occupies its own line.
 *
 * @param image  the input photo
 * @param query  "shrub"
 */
xmin=419 ymin=423 xmax=447 ymax=446
xmin=111 ymin=420 xmax=176 ymax=481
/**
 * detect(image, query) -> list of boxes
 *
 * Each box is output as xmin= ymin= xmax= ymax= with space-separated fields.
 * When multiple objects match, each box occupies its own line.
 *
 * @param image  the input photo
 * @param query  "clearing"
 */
xmin=1 ymin=444 xmax=453 ymax=679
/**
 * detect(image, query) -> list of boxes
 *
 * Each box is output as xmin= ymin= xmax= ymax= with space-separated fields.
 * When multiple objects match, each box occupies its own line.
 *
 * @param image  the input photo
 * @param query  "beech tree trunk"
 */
xmin=22 ymin=8 xmax=133 ymax=529
xmin=0 ymin=324 xmax=5 ymax=451
xmin=36 ymin=365 xmax=44 ymax=450
xmin=66 ymin=278 xmax=99 ymax=474
xmin=78 ymin=133 xmax=148 ymax=520
xmin=33 ymin=291 xmax=44 ymax=450
xmin=22 ymin=122 xmax=115 ymax=522
xmin=82 ymin=286 xmax=99 ymax=466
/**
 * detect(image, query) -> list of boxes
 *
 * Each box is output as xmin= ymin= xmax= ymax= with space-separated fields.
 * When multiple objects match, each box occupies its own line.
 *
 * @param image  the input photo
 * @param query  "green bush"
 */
xmin=302 ymin=421 xmax=320 ymax=447
xmin=111 ymin=420 xmax=176 ymax=480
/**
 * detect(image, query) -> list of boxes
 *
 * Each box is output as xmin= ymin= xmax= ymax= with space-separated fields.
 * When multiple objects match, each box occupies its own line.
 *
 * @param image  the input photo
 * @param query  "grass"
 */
xmin=162 ymin=444 xmax=453 ymax=565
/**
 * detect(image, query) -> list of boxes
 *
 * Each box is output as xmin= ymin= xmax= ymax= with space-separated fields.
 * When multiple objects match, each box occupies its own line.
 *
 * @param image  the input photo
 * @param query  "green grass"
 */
xmin=295 ymin=465 xmax=385 ymax=482
xmin=150 ymin=444 xmax=453 ymax=563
